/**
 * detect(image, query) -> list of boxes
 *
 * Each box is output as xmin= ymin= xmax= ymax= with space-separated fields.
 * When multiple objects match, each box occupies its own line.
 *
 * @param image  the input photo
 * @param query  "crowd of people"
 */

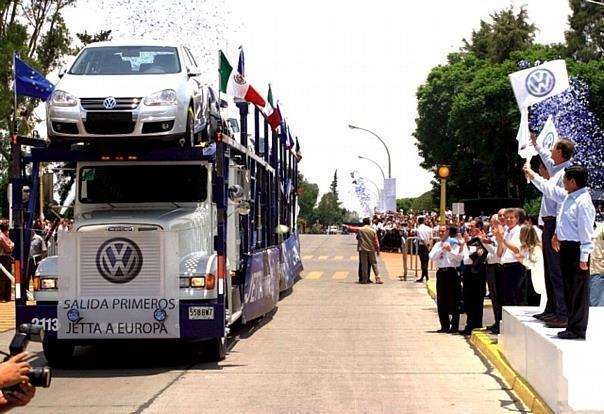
xmin=352 ymin=134 xmax=601 ymax=340
xmin=0 ymin=218 xmax=74 ymax=303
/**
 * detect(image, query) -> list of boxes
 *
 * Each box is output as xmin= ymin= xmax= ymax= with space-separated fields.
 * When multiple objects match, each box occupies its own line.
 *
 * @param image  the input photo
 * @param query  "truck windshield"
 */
xmin=69 ymin=46 xmax=181 ymax=75
xmin=79 ymin=165 xmax=207 ymax=203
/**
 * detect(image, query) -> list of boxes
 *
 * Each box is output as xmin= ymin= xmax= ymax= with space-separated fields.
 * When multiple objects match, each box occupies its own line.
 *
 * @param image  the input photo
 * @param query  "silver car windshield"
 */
xmin=69 ymin=46 xmax=181 ymax=75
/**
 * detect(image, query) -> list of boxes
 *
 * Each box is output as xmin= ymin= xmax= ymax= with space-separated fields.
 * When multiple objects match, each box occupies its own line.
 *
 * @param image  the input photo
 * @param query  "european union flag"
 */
xmin=14 ymin=56 xmax=54 ymax=101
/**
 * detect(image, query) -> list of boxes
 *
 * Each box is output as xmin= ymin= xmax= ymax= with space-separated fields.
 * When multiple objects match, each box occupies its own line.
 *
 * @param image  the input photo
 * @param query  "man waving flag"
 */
xmin=219 ymin=50 xmax=265 ymax=108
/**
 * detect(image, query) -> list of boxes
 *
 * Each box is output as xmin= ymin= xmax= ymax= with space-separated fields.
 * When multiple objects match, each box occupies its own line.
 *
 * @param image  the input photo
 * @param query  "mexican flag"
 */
xmin=264 ymin=84 xmax=282 ymax=131
xmin=219 ymin=50 xmax=265 ymax=108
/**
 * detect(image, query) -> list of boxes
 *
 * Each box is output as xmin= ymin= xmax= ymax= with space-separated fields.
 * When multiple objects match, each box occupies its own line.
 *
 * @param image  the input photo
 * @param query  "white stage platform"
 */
xmin=499 ymin=306 xmax=604 ymax=413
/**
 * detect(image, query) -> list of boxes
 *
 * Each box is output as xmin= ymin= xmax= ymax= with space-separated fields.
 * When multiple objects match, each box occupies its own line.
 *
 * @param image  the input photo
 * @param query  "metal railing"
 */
xmin=400 ymin=236 xmax=438 ymax=281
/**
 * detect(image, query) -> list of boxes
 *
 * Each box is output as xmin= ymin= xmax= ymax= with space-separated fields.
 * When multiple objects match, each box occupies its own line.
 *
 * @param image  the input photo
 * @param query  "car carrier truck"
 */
xmin=10 ymin=101 xmax=302 ymax=365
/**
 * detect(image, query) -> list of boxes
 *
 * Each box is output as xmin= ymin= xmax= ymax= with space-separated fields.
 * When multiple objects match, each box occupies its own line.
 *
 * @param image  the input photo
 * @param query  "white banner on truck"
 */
xmin=57 ymin=231 xmax=180 ymax=339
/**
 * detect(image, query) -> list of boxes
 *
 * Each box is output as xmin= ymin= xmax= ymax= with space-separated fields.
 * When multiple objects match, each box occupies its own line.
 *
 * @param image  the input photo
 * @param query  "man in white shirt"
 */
xmin=524 ymin=136 xmax=574 ymax=324
xmin=415 ymin=216 xmax=433 ymax=283
xmin=429 ymin=225 xmax=464 ymax=333
xmin=482 ymin=215 xmax=502 ymax=334
xmin=553 ymin=166 xmax=596 ymax=340
xmin=494 ymin=208 xmax=526 ymax=307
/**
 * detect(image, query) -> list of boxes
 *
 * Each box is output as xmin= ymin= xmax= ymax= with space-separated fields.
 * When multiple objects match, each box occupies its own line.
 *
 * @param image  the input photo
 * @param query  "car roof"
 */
xmin=84 ymin=40 xmax=183 ymax=49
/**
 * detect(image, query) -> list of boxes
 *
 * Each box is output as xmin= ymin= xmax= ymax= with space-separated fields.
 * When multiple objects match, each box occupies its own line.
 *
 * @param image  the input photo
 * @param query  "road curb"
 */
xmin=470 ymin=330 xmax=553 ymax=414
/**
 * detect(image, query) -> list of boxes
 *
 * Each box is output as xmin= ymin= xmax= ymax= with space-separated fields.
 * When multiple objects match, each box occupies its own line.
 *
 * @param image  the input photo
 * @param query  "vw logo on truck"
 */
xmin=96 ymin=238 xmax=143 ymax=283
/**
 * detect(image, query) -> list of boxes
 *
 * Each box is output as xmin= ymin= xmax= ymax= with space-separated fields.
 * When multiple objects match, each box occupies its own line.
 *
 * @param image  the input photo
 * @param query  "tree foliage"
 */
xmin=414 ymin=6 xmax=604 ymax=205
xmin=463 ymin=6 xmax=536 ymax=64
xmin=297 ymin=172 xmax=319 ymax=223
xmin=565 ymin=0 xmax=604 ymax=62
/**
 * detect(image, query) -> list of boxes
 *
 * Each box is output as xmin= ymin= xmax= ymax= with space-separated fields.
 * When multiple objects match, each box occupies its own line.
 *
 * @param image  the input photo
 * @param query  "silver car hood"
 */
xmin=57 ymin=73 xmax=183 ymax=98
xmin=77 ymin=207 xmax=203 ymax=230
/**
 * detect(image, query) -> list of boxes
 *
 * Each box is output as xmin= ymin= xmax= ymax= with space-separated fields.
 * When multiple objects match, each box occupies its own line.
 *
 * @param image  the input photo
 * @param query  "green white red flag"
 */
xmin=219 ymin=50 xmax=265 ymax=108
xmin=264 ymin=84 xmax=282 ymax=131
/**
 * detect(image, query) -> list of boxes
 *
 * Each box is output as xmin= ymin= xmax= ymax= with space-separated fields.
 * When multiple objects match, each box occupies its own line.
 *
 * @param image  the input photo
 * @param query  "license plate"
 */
xmin=188 ymin=306 xmax=214 ymax=320
xmin=87 ymin=111 xmax=132 ymax=122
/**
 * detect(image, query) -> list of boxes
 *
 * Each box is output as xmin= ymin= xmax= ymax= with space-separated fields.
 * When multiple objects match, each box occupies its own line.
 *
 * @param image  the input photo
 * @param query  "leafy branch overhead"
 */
xmin=414 ymin=5 xmax=604 ymax=207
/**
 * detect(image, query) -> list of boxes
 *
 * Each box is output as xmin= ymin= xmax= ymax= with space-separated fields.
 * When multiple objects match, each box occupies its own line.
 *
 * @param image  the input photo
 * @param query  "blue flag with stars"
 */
xmin=14 ymin=56 xmax=54 ymax=101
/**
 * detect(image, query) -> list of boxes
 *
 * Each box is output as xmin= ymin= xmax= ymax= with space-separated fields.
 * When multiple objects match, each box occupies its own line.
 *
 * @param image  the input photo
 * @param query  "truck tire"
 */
xmin=204 ymin=336 xmax=226 ymax=362
xmin=43 ymin=337 xmax=74 ymax=367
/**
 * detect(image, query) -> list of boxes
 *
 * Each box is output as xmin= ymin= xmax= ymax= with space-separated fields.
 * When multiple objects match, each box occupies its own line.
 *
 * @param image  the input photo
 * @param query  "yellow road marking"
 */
xmin=334 ymin=255 xmax=344 ymax=260
xmin=302 ymin=255 xmax=313 ymax=260
xmin=304 ymin=271 xmax=323 ymax=280
xmin=318 ymin=256 xmax=328 ymax=260
xmin=332 ymin=271 xmax=348 ymax=279
xmin=350 ymin=255 xmax=358 ymax=260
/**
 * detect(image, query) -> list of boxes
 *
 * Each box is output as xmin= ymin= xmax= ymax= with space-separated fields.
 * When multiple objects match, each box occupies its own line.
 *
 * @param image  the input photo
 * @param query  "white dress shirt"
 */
xmin=531 ymin=143 xmax=571 ymax=223
xmin=499 ymin=225 xmax=521 ymax=264
xmin=429 ymin=241 xmax=463 ymax=268
xmin=556 ymin=187 xmax=596 ymax=262
xmin=416 ymin=224 xmax=433 ymax=245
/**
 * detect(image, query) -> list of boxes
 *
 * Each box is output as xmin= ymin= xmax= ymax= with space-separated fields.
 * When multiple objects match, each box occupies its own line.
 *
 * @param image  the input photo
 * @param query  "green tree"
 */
xmin=297 ymin=173 xmax=319 ymax=223
xmin=329 ymin=169 xmax=339 ymax=201
xmin=411 ymin=190 xmax=436 ymax=212
xmin=315 ymin=192 xmax=343 ymax=226
xmin=565 ymin=0 xmax=604 ymax=62
xmin=463 ymin=6 xmax=536 ymax=64
xmin=76 ymin=29 xmax=112 ymax=47
xmin=0 ymin=1 xmax=76 ymax=214
xmin=396 ymin=197 xmax=414 ymax=212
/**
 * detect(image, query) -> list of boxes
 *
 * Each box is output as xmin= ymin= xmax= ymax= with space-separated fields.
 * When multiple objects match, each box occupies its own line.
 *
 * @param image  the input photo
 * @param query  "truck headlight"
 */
xmin=50 ymin=90 xmax=77 ymax=107
xmin=36 ymin=277 xmax=58 ymax=290
xmin=143 ymin=89 xmax=178 ymax=106
xmin=179 ymin=275 xmax=209 ymax=289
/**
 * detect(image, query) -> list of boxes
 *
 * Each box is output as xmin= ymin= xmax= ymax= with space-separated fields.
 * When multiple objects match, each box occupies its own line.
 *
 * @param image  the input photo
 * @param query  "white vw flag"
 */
xmin=536 ymin=115 xmax=558 ymax=151
xmin=508 ymin=59 xmax=570 ymax=109
xmin=516 ymin=106 xmax=537 ymax=159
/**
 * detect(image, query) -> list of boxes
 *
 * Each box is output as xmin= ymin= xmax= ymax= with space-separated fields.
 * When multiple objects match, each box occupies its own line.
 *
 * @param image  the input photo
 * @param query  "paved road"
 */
xmin=1 ymin=234 xmax=525 ymax=413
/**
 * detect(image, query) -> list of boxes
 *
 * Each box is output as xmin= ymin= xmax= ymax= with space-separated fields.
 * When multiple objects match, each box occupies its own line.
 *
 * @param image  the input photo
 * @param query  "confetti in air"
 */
xmin=75 ymin=0 xmax=239 ymax=82
xmin=350 ymin=171 xmax=375 ymax=217
xmin=529 ymin=78 xmax=604 ymax=190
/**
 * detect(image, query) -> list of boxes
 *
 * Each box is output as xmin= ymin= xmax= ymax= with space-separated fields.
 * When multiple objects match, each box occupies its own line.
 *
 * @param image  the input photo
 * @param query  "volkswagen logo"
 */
xmin=525 ymin=68 xmax=556 ymax=97
xmin=103 ymin=96 xmax=117 ymax=109
xmin=543 ymin=132 xmax=555 ymax=150
xmin=96 ymin=237 xmax=143 ymax=284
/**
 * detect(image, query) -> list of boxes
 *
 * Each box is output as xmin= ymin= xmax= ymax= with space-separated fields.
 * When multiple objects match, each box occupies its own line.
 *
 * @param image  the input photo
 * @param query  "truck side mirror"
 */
xmin=228 ymin=185 xmax=244 ymax=202
xmin=58 ymin=67 xmax=67 ymax=78
xmin=237 ymin=200 xmax=251 ymax=216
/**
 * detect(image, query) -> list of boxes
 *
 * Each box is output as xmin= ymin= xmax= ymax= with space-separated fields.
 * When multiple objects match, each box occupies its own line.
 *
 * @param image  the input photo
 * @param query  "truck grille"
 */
xmin=78 ymin=233 xmax=162 ymax=296
xmin=80 ymin=97 xmax=141 ymax=110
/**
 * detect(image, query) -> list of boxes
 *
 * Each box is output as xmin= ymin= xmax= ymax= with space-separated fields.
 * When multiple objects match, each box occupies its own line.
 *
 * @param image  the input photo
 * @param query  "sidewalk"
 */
xmin=0 ymin=301 xmax=15 ymax=333
xmin=417 ymin=262 xmax=552 ymax=414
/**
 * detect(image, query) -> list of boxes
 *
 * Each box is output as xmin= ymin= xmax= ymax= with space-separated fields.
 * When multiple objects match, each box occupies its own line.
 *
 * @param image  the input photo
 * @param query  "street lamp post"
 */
xmin=436 ymin=165 xmax=451 ymax=225
xmin=357 ymin=155 xmax=386 ymax=182
xmin=348 ymin=124 xmax=391 ymax=179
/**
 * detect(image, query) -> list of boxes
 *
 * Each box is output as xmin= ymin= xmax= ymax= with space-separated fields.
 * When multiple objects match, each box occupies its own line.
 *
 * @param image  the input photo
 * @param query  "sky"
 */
xmin=63 ymin=0 xmax=572 ymax=214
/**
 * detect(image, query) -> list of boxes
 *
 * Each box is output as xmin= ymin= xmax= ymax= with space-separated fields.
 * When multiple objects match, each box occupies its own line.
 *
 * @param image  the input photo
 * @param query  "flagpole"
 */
xmin=12 ymin=53 xmax=18 ymax=136
xmin=10 ymin=52 xmax=24 ymax=302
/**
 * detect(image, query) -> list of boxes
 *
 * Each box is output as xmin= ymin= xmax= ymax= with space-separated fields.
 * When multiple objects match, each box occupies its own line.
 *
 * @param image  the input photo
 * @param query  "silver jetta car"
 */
xmin=46 ymin=40 xmax=220 ymax=146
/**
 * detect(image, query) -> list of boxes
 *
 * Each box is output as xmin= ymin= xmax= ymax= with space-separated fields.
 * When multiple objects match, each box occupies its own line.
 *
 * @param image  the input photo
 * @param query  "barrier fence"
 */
xmin=400 ymin=236 xmax=438 ymax=281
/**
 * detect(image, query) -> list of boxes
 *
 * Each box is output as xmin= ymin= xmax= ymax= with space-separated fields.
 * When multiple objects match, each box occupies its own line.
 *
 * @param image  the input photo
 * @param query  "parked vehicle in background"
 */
xmin=326 ymin=225 xmax=341 ymax=235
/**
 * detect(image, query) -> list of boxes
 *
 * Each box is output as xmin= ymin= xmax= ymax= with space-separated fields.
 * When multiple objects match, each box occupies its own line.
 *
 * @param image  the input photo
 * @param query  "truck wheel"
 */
xmin=43 ymin=337 xmax=74 ymax=367
xmin=204 ymin=336 xmax=226 ymax=362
